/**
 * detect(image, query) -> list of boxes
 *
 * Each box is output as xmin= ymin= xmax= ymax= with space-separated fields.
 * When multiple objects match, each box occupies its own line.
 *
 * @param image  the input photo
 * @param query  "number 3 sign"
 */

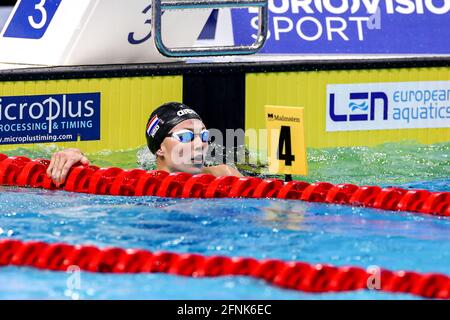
xmin=265 ymin=105 xmax=308 ymax=177
xmin=4 ymin=0 xmax=62 ymax=39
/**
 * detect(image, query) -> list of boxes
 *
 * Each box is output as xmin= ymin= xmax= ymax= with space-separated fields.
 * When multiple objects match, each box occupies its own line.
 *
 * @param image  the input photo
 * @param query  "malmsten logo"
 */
xmin=267 ymin=113 xmax=300 ymax=122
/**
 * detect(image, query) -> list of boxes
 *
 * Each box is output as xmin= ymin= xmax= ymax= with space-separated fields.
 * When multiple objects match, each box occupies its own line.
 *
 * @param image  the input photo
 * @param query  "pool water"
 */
xmin=0 ymin=141 xmax=449 ymax=299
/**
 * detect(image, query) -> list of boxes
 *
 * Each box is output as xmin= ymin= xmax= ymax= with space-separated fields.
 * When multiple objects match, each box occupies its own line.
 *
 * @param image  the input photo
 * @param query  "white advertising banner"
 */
xmin=326 ymin=81 xmax=450 ymax=132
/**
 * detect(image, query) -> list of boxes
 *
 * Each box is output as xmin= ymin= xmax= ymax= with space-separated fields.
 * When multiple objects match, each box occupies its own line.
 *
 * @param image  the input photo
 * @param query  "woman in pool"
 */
xmin=46 ymin=102 xmax=242 ymax=185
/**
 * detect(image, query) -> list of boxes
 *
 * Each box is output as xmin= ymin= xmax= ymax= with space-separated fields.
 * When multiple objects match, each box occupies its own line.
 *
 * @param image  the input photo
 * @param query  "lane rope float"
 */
xmin=0 ymin=239 xmax=449 ymax=299
xmin=0 ymin=154 xmax=448 ymax=216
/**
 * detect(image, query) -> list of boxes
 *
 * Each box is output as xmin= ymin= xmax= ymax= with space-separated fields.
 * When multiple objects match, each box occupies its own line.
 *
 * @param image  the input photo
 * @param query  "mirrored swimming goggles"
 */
xmin=167 ymin=129 xmax=210 ymax=143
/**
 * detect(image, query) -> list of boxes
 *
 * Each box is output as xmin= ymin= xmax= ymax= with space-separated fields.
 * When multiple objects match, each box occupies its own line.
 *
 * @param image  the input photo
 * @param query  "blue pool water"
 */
xmin=0 ymin=178 xmax=449 ymax=300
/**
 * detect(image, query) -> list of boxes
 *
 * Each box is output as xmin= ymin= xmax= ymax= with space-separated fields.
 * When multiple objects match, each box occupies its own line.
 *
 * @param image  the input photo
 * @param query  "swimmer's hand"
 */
xmin=46 ymin=148 xmax=90 ymax=186
xmin=202 ymin=164 xmax=243 ymax=177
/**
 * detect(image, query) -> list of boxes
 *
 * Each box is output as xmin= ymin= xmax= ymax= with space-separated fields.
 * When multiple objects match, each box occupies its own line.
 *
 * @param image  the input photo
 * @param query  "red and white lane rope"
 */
xmin=0 ymin=154 xmax=449 ymax=216
xmin=0 ymin=239 xmax=449 ymax=299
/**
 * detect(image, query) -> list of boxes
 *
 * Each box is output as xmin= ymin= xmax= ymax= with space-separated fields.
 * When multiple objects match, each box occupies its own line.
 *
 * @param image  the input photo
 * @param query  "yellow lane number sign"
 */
xmin=265 ymin=105 xmax=308 ymax=176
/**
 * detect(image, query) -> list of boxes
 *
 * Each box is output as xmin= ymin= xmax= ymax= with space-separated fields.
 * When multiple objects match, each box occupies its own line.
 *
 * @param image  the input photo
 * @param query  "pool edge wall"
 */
xmin=0 ymin=57 xmax=449 ymax=154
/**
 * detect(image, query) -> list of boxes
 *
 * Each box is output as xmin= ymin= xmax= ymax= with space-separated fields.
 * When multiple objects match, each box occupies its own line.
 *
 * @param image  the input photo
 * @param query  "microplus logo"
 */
xmin=0 ymin=93 xmax=100 ymax=145
xmin=326 ymin=81 xmax=450 ymax=132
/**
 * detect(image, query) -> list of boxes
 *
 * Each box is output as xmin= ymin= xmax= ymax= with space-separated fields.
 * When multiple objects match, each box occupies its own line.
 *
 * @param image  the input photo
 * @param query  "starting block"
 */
xmin=0 ymin=0 xmax=212 ymax=65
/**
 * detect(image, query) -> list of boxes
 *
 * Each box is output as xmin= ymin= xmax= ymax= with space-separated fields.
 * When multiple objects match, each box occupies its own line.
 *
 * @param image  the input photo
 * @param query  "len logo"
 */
xmin=329 ymin=92 xmax=389 ymax=122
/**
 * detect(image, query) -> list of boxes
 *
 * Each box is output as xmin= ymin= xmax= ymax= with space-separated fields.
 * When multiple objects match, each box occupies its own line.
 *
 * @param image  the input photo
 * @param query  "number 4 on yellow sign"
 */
xmin=265 ymin=105 xmax=308 ymax=177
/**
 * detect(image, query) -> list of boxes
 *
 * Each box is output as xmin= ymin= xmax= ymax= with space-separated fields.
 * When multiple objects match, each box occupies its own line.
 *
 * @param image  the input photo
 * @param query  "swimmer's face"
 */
xmin=157 ymin=119 xmax=208 ymax=174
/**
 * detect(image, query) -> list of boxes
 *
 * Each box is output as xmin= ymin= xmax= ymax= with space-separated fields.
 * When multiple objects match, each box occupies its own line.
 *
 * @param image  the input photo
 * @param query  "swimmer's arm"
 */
xmin=46 ymin=148 xmax=90 ymax=186
xmin=202 ymin=164 xmax=243 ymax=177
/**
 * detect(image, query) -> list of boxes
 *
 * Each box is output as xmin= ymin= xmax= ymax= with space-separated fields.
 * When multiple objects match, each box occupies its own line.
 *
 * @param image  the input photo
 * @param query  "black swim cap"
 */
xmin=145 ymin=102 xmax=202 ymax=154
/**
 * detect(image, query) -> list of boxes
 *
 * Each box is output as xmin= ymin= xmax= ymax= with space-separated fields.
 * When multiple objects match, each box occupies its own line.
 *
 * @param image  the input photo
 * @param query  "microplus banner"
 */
xmin=326 ymin=81 xmax=450 ymax=132
xmin=232 ymin=0 xmax=450 ymax=54
xmin=0 ymin=93 xmax=101 ymax=145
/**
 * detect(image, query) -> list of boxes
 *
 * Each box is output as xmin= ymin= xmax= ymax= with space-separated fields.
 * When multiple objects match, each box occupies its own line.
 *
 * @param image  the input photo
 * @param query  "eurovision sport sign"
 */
xmin=232 ymin=0 xmax=450 ymax=54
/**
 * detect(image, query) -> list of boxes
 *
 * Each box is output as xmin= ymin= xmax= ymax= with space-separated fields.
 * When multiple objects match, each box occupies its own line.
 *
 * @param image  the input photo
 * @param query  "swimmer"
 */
xmin=46 ymin=102 xmax=242 ymax=185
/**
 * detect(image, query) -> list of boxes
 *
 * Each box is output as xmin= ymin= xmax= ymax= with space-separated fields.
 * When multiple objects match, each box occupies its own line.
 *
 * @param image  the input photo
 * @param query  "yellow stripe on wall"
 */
xmin=246 ymin=67 xmax=450 ymax=149
xmin=0 ymin=76 xmax=182 ymax=153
